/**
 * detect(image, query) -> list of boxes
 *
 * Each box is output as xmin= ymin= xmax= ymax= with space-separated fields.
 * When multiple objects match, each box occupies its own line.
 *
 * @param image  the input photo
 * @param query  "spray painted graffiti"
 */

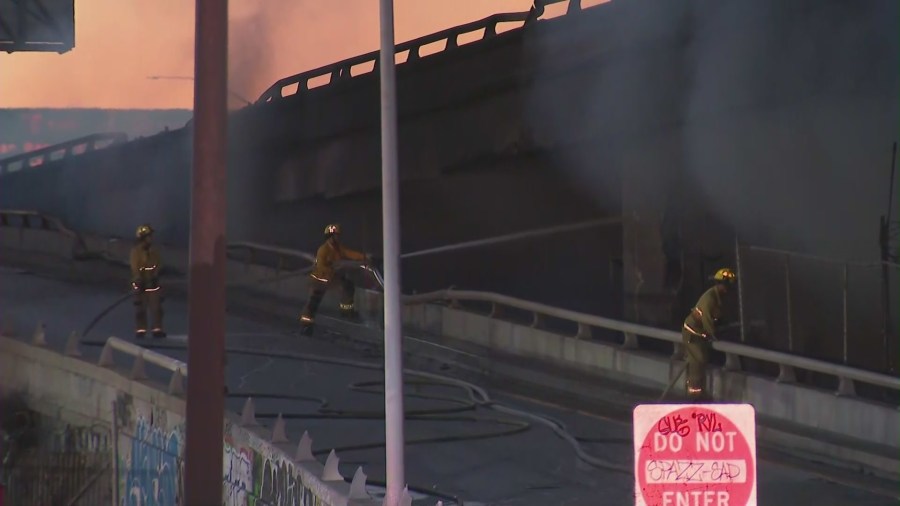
xmin=253 ymin=452 xmax=311 ymax=506
xmin=224 ymin=442 xmax=253 ymax=506
xmin=120 ymin=417 xmax=183 ymax=506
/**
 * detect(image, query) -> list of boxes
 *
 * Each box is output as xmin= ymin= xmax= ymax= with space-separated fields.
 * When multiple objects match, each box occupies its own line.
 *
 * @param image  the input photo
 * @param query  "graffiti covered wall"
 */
xmin=116 ymin=397 xmax=185 ymax=506
xmin=223 ymin=420 xmax=323 ymax=506
xmin=0 ymin=336 xmax=360 ymax=506
xmin=116 ymin=398 xmax=335 ymax=506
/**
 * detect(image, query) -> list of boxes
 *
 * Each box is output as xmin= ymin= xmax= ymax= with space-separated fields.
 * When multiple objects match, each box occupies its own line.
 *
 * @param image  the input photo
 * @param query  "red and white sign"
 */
xmin=633 ymin=404 xmax=757 ymax=506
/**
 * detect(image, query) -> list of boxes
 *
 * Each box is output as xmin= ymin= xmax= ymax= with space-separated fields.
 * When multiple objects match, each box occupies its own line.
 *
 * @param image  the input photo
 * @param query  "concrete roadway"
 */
xmin=0 ymin=266 xmax=896 ymax=506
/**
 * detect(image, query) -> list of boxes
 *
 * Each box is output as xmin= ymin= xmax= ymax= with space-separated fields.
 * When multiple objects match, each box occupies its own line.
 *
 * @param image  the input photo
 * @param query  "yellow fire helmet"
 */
xmin=135 ymin=224 xmax=154 ymax=239
xmin=324 ymin=223 xmax=341 ymax=236
xmin=712 ymin=267 xmax=737 ymax=283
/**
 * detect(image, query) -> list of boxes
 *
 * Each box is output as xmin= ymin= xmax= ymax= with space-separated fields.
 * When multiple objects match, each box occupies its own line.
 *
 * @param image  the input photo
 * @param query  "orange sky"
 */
xmin=0 ymin=0 xmax=568 ymax=109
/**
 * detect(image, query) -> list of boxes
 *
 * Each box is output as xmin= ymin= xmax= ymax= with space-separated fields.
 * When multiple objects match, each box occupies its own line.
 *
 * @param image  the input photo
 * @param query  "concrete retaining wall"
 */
xmin=0 ymin=335 xmax=375 ymax=506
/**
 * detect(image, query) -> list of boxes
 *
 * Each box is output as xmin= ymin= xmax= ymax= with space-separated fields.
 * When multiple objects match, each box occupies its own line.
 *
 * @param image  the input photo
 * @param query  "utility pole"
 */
xmin=379 ymin=0 xmax=406 ymax=503
xmin=184 ymin=0 xmax=228 ymax=504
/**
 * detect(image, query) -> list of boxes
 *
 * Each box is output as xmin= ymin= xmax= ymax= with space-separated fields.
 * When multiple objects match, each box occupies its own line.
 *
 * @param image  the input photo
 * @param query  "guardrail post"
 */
xmin=130 ymin=355 xmax=148 ymax=380
xmin=168 ymin=369 xmax=185 ymax=397
xmin=322 ymin=450 xmax=343 ymax=481
xmin=836 ymin=377 xmax=856 ymax=397
xmin=530 ymin=313 xmax=543 ymax=328
xmin=723 ymin=353 xmax=741 ymax=372
xmin=295 ymin=431 xmax=315 ymax=461
xmin=671 ymin=342 xmax=684 ymax=360
xmin=776 ymin=364 xmax=796 ymax=383
xmin=488 ymin=302 xmax=502 ymax=318
xmin=622 ymin=331 xmax=639 ymax=349
xmin=575 ymin=322 xmax=591 ymax=340
xmin=567 ymin=0 xmax=582 ymax=14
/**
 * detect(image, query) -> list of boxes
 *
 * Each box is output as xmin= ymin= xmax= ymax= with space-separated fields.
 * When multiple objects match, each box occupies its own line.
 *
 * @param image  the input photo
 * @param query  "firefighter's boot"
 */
xmin=151 ymin=328 xmax=167 ymax=339
xmin=135 ymin=329 xmax=147 ymax=340
xmin=300 ymin=315 xmax=315 ymax=336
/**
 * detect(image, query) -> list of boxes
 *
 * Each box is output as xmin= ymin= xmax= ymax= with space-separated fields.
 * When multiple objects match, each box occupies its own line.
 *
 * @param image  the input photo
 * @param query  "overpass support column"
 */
xmin=621 ymin=136 xmax=680 ymax=327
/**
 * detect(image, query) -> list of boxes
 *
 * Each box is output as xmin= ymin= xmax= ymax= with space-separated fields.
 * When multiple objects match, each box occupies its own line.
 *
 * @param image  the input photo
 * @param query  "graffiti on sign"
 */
xmin=120 ymin=417 xmax=183 ymax=506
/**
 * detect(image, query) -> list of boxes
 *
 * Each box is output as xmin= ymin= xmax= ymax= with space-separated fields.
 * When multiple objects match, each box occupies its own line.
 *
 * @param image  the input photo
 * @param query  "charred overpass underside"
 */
xmin=1 ymin=0 xmax=897 ymax=372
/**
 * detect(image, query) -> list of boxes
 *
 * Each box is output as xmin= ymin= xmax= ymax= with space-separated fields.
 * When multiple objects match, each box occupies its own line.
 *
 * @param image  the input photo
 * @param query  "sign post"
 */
xmin=634 ymin=404 xmax=757 ymax=506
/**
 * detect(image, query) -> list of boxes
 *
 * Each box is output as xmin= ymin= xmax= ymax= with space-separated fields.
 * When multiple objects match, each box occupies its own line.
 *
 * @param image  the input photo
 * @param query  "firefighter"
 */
xmin=130 ymin=224 xmax=166 ymax=339
xmin=299 ymin=223 xmax=369 ymax=335
xmin=681 ymin=267 xmax=736 ymax=400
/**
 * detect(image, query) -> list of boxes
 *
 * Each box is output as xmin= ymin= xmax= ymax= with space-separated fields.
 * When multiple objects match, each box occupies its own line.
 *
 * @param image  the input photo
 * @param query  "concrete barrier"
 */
xmin=0 ymin=335 xmax=378 ymax=506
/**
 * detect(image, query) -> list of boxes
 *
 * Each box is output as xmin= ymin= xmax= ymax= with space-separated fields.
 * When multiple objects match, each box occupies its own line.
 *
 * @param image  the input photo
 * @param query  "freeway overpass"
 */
xmin=0 ymin=2 xmax=897 ymax=367
xmin=0 ymin=211 xmax=898 ymax=505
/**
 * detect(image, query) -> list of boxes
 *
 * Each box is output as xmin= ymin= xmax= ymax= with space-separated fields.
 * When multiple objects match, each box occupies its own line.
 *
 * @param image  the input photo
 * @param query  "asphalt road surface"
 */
xmin=1 ymin=266 xmax=896 ymax=505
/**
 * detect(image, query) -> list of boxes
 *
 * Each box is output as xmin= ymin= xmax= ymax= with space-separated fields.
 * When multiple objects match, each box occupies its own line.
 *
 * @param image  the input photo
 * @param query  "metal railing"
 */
xmin=3 ymin=452 xmax=112 ymax=506
xmin=402 ymin=289 xmax=900 ymax=397
xmin=0 ymin=209 xmax=89 ymax=258
xmin=0 ymin=209 xmax=79 ymax=237
xmin=0 ymin=133 xmax=128 ymax=175
xmin=736 ymin=241 xmax=900 ymax=374
xmin=257 ymin=8 xmax=546 ymax=104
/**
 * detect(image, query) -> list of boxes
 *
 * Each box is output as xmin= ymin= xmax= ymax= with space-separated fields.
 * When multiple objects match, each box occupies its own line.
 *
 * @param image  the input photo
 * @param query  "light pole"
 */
xmin=184 ymin=0 xmax=228 ymax=504
xmin=147 ymin=75 xmax=253 ymax=106
xmin=378 ymin=0 xmax=406 ymax=504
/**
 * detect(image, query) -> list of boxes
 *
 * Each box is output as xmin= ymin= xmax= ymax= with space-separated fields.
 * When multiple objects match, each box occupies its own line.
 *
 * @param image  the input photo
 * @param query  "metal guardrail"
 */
xmin=0 ymin=209 xmax=78 ymax=237
xmin=0 ymin=133 xmax=128 ymax=175
xmin=256 ymin=0 xmax=596 ymax=104
xmin=0 ymin=209 xmax=88 ymax=257
xmin=257 ymin=9 xmax=542 ymax=104
xmin=402 ymin=289 xmax=900 ymax=397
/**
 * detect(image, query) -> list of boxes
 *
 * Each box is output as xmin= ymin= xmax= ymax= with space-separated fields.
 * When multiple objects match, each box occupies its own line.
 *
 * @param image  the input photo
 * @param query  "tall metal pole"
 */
xmin=784 ymin=255 xmax=793 ymax=352
xmin=842 ymin=263 xmax=849 ymax=364
xmin=378 ymin=0 xmax=406 ymax=504
xmin=185 ymin=0 xmax=228 ymax=504
xmin=735 ymin=236 xmax=747 ymax=343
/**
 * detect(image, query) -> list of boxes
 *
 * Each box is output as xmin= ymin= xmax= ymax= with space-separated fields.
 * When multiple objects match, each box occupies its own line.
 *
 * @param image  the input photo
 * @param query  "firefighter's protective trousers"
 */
xmin=135 ymin=286 xmax=164 ymax=332
xmin=301 ymin=276 xmax=355 ymax=323
xmin=682 ymin=327 xmax=711 ymax=398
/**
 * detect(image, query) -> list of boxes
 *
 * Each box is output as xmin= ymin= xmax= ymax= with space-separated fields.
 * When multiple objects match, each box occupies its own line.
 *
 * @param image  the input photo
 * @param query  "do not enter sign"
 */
xmin=633 ymin=404 xmax=757 ymax=506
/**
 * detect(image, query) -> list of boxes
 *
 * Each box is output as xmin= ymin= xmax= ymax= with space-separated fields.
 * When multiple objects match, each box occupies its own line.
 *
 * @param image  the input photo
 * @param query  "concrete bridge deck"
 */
xmin=1 ymin=262 xmax=896 ymax=505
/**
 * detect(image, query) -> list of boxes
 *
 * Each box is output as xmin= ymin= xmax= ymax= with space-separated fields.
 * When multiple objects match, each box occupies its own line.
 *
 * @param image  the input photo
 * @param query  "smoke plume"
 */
xmin=527 ymin=0 xmax=899 ymax=262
